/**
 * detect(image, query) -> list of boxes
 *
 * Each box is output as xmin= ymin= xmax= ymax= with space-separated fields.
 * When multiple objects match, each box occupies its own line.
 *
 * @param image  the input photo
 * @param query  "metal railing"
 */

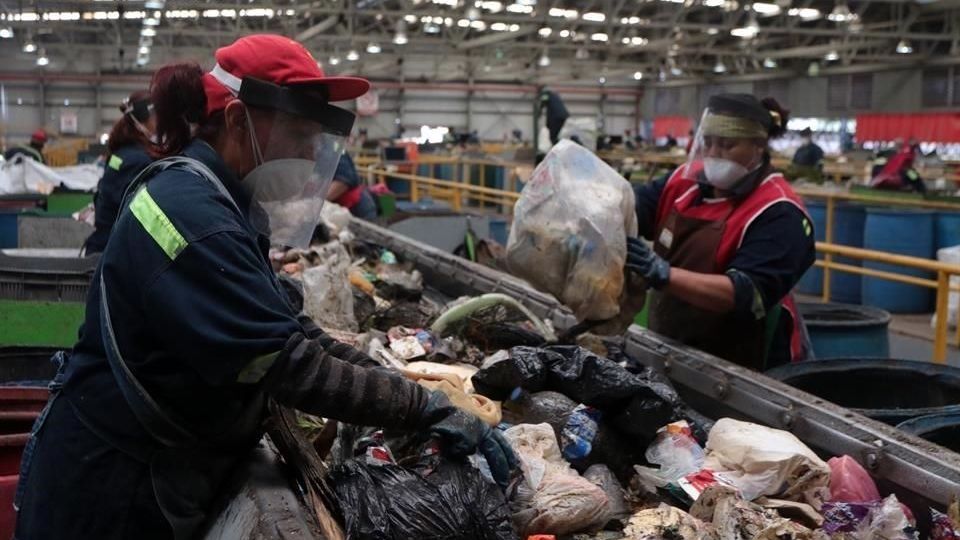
xmin=373 ymin=165 xmax=960 ymax=363
xmin=814 ymin=242 xmax=960 ymax=363
xmin=365 ymin=166 xmax=520 ymax=214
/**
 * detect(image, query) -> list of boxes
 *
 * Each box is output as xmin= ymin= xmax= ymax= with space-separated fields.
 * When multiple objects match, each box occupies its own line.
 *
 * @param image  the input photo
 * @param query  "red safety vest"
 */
xmin=653 ymin=164 xmax=810 ymax=363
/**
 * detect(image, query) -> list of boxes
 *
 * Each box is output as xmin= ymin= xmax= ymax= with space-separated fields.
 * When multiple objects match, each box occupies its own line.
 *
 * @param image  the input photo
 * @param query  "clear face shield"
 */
xmin=232 ymin=76 xmax=355 ymax=248
xmin=685 ymin=108 xmax=768 ymax=190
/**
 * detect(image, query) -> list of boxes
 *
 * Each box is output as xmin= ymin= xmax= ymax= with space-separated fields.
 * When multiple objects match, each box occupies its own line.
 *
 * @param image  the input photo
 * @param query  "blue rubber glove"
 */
xmin=421 ymin=392 xmax=518 ymax=490
xmin=626 ymin=236 xmax=671 ymax=289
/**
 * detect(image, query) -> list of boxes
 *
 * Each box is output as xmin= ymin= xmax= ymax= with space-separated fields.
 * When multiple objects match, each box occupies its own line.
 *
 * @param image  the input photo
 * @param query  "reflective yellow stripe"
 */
xmin=129 ymin=188 xmax=187 ymax=260
xmin=237 ymin=351 xmax=281 ymax=383
xmin=108 ymin=154 xmax=123 ymax=171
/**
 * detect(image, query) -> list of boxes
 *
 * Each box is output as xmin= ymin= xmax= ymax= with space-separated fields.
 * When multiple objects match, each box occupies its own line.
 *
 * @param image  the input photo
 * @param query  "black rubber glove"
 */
xmin=626 ymin=236 xmax=671 ymax=289
xmin=420 ymin=392 xmax=518 ymax=490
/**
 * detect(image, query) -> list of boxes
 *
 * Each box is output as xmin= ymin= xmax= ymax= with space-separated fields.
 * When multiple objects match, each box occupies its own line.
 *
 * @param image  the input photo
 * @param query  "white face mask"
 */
xmin=703 ymin=157 xmax=751 ymax=190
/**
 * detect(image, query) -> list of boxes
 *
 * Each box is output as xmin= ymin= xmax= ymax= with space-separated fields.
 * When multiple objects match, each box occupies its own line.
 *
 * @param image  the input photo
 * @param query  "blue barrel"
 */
xmin=830 ymin=204 xmax=866 ymax=304
xmin=768 ymin=358 xmax=960 ymax=425
xmin=862 ymin=208 xmax=934 ymax=313
xmin=935 ymin=212 xmax=960 ymax=251
xmin=796 ymin=201 xmax=826 ymax=295
xmin=489 ymin=218 xmax=509 ymax=245
xmin=798 ymin=302 xmax=890 ymax=358
xmin=898 ymin=413 xmax=960 ymax=452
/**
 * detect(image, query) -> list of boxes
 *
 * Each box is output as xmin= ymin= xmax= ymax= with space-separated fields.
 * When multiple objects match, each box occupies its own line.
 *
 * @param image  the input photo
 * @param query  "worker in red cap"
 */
xmin=15 ymin=34 xmax=516 ymax=540
xmin=3 ymin=129 xmax=47 ymax=164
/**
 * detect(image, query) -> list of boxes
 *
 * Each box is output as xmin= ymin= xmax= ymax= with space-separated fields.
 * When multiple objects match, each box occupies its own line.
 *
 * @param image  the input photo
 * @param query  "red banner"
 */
xmin=653 ymin=116 xmax=693 ymax=139
xmin=856 ymin=112 xmax=960 ymax=143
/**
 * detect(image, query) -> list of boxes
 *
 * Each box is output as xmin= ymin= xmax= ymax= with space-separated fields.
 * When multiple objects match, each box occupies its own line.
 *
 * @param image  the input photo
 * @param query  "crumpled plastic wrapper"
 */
xmin=622 ymin=504 xmax=716 ymax=540
xmin=703 ymin=418 xmax=831 ymax=508
xmin=302 ymin=240 xmax=358 ymax=332
xmin=690 ymin=485 xmax=828 ymax=540
xmin=503 ymin=423 xmax=611 ymax=536
xmin=506 ymin=140 xmax=640 ymax=324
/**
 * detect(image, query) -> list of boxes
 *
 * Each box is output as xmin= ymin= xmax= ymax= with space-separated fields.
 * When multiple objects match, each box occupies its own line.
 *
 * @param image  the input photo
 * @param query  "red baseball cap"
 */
xmin=30 ymin=129 xmax=47 ymax=144
xmin=201 ymin=34 xmax=370 ymax=117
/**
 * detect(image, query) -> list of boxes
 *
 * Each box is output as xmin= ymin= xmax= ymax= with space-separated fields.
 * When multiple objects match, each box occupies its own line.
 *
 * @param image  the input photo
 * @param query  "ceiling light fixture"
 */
xmin=582 ymin=12 xmax=605 ymax=22
xmin=346 ymin=49 xmax=359 ymax=61
xmin=706 ymin=27 xmax=719 ymax=35
xmin=763 ymin=57 xmax=777 ymax=68
xmin=824 ymin=49 xmax=839 ymax=61
xmin=713 ymin=59 xmax=727 ymax=73
xmin=141 ymin=27 xmax=156 ymax=37
xmin=138 ymin=45 xmax=150 ymax=54
xmin=144 ymin=0 xmax=165 ymax=9
xmin=633 ymin=71 xmax=643 ymax=80
xmin=329 ymin=55 xmax=340 ymax=66
xmin=0 ymin=27 xmax=13 ymax=39
xmin=599 ymin=76 xmax=606 ymax=84
xmin=787 ymin=7 xmax=820 ymax=19
xmin=36 ymin=49 xmax=49 ymax=66
xmin=590 ymin=32 xmax=608 ymax=42
xmin=575 ymin=47 xmax=589 ymax=59
xmin=366 ymin=42 xmax=381 ymax=54
xmin=537 ymin=49 xmax=550 ymax=67
xmin=828 ymin=2 xmax=852 ymax=22
xmin=752 ymin=2 xmax=781 ymax=15
xmin=896 ymin=39 xmax=913 ymax=54
xmin=23 ymin=40 xmax=36 ymax=53
xmin=538 ymin=27 xmax=552 ymax=37
xmin=731 ymin=13 xmax=759 ymax=38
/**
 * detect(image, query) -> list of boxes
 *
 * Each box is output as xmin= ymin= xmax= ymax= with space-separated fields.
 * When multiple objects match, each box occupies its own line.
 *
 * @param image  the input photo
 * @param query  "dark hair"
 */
xmin=106 ymin=90 xmax=152 ymax=153
xmin=150 ymin=62 xmax=218 ymax=157
xmin=760 ymin=97 xmax=790 ymax=139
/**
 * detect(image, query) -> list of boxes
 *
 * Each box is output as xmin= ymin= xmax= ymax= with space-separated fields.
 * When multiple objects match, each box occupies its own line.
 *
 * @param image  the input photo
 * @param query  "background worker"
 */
xmin=627 ymin=94 xmax=815 ymax=370
xmin=82 ymin=91 xmax=156 ymax=254
xmin=15 ymin=34 xmax=515 ymax=540
xmin=789 ymin=127 xmax=825 ymax=183
xmin=327 ymin=151 xmax=378 ymax=220
xmin=4 ymin=129 xmax=47 ymax=164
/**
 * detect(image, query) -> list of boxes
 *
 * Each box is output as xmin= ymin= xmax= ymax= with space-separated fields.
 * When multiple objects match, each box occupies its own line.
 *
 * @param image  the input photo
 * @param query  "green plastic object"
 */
xmin=46 ymin=193 xmax=93 ymax=215
xmin=377 ymin=193 xmax=396 ymax=219
xmin=0 ymin=300 xmax=84 ymax=347
xmin=633 ymin=295 xmax=650 ymax=328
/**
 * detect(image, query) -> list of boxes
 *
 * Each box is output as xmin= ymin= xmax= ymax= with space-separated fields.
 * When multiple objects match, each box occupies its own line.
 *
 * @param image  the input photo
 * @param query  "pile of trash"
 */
xmin=271 ymin=207 xmax=958 ymax=540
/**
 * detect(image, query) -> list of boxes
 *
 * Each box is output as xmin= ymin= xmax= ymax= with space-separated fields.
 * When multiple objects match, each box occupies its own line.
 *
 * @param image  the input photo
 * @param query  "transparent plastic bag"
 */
xmin=506 ymin=140 xmax=639 ymax=323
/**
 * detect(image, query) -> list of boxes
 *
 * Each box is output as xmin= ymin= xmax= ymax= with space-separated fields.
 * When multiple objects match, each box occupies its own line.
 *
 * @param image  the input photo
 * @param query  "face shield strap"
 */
xmin=237 ymin=77 xmax=355 ymax=137
xmin=121 ymin=98 xmax=153 ymax=123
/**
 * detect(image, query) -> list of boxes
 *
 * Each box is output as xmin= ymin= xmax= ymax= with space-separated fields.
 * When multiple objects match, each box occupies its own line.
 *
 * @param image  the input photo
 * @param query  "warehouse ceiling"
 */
xmin=0 ymin=0 xmax=959 ymax=86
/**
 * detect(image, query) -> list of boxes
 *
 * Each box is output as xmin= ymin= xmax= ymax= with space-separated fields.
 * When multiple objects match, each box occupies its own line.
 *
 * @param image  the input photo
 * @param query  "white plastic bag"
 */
xmin=506 ymin=140 xmax=639 ymax=322
xmin=503 ymin=423 xmax=610 ymax=536
xmin=301 ymin=241 xmax=358 ymax=332
xmin=703 ymin=418 xmax=830 ymax=507
xmin=932 ymin=245 xmax=960 ymax=329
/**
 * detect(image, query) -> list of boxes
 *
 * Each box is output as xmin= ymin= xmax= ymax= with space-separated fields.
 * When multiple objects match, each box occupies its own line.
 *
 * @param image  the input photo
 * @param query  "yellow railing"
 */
xmin=815 ymin=242 xmax=960 ymax=363
xmin=365 ymin=166 xmax=521 ymax=213
xmin=365 ymin=155 xmax=534 ymax=194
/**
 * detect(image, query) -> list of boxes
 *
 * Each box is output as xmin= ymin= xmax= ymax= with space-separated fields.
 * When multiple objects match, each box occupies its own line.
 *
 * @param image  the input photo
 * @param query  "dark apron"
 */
xmin=648 ymin=206 xmax=769 ymax=371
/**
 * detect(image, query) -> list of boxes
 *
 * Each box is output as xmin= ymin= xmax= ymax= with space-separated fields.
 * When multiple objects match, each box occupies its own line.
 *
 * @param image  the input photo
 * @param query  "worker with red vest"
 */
xmin=870 ymin=140 xmax=925 ymax=193
xmin=328 ymin=151 xmax=377 ymax=220
xmin=626 ymin=94 xmax=815 ymax=370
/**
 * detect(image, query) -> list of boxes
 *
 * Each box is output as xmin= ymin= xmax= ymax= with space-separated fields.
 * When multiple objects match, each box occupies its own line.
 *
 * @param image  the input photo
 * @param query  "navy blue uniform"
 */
xmin=792 ymin=142 xmax=825 ymax=167
xmin=16 ymin=139 xmax=436 ymax=539
xmin=16 ymin=140 xmax=302 ymax=539
xmin=84 ymin=144 xmax=154 ymax=254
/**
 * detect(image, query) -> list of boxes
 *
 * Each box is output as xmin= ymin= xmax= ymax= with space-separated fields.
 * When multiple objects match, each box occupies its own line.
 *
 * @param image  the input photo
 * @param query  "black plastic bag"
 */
xmin=473 ymin=345 xmax=689 ymax=454
xmin=327 ymin=456 xmax=518 ymax=540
